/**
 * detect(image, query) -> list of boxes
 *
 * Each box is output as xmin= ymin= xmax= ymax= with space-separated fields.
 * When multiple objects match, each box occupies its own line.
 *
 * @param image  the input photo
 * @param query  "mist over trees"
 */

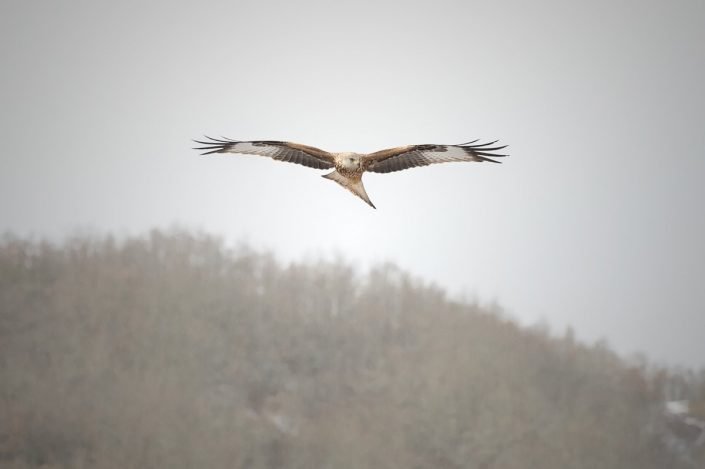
xmin=1 ymin=230 xmax=703 ymax=468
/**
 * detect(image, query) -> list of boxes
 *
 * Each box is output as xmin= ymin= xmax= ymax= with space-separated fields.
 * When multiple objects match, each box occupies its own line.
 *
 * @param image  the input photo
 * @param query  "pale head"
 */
xmin=336 ymin=152 xmax=362 ymax=171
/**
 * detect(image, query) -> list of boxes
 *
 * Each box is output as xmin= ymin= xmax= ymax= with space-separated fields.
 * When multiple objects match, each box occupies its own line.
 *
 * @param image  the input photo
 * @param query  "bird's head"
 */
xmin=339 ymin=152 xmax=361 ymax=170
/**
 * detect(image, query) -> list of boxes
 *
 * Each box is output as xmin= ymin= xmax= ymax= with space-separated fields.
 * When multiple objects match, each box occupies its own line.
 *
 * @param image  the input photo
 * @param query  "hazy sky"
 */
xmin=1 ymin=0 xmax=704 ymax=367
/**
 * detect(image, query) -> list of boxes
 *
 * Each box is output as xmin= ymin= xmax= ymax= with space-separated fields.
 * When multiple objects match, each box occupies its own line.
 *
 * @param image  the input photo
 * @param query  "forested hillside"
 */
xmin=1 ymin=230 xmax=703 ymax=468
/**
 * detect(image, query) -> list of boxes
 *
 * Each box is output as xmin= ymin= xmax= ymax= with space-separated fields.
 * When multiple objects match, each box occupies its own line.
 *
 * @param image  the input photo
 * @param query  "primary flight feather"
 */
xmin=193 ymin=137 xmax=508 ymax=209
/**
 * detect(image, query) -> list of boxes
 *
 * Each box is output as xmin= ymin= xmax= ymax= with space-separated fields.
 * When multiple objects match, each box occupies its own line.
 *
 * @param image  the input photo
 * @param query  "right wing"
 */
xmin=363 ymin=140 xmax=508 ymax=173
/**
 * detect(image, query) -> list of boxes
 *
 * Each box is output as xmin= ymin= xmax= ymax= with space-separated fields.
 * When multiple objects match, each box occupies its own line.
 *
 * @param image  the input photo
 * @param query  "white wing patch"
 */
xmin=220 ymin=142 xmax=278 ymax=157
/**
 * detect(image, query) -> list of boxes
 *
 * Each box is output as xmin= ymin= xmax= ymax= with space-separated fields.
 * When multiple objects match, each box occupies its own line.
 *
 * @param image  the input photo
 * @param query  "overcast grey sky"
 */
xmin=1 ymin=0 xmax=704 ymax=367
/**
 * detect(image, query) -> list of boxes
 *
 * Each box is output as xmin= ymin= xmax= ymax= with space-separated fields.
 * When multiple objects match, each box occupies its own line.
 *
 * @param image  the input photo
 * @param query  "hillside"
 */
xmin=1 ymin=230 xmax=703 ymax=468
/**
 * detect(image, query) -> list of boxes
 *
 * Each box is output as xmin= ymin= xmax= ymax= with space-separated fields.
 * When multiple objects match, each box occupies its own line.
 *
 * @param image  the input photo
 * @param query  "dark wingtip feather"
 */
xmin=458 ymin=139 xmax=509 ymax=160
xmin=200 ymin=149 xmax=226 ymax=155
xmin=192 ymin=135 xmax=238 ymax=155
xmin=473 ymin=145 xmax=508 ymax=152
xmin=474 ymin=151 xmax=509 ymax=158
xmin=481 ymin=157 xmax=503 ymax=164
xmin=471 ymin=140 xmax=499 ymax=147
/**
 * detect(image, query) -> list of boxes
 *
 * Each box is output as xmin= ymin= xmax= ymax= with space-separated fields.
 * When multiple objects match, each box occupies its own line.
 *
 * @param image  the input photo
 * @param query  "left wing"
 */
xmin=363 ymin=140 xmax=508 ymax=174
xmin=193 ymin=137 xmax=336 ymax=170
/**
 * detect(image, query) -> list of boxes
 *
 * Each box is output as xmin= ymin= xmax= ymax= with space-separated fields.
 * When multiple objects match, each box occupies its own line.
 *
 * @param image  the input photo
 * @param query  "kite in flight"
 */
xmin=193 ymin=137 xmax=508 ymax=209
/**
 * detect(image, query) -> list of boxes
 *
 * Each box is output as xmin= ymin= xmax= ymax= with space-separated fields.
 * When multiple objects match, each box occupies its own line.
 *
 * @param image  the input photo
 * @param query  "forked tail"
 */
xmin=322 ymin=171 xmax=376 ymax=209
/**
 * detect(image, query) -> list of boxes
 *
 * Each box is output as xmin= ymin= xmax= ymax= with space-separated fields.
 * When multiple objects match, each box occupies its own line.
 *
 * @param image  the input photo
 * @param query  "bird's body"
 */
xmin=323 ymin=152 xmax=373 ymax=206
xmin=193 ymin=138 xmax=508 ymax=208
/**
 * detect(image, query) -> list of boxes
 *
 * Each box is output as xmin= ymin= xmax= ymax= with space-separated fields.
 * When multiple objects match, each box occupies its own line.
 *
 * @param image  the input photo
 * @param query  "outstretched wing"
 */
xmin=363 ymin=140 xmax=508 ymax=174
xmin=193 ymin=137 xmax=336 ymax=170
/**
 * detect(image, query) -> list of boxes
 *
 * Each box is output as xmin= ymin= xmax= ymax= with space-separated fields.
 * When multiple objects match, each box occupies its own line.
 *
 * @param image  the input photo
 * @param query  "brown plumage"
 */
xmin=193 ymin=137 xmax=508 ymax=209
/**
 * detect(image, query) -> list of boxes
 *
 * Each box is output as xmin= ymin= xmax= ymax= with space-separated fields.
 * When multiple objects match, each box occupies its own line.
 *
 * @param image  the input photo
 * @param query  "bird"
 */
xmin=193 ymin=137 xmax=508 ymax=209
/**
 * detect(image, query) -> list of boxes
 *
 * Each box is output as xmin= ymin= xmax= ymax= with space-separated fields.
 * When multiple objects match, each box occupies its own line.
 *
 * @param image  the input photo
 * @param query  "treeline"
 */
xmin=0 ymin=230 xmax=703 ymax=468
